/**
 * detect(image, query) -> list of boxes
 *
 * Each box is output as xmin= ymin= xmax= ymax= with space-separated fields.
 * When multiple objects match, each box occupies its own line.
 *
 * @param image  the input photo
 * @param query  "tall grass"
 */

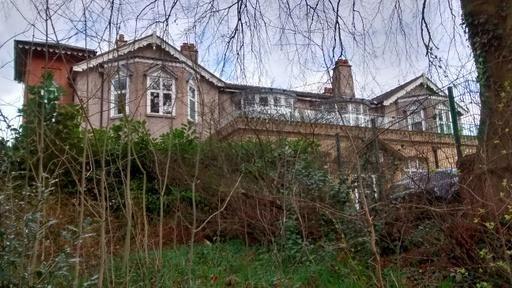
xmin=111 ymin=241 xmax=405 ymax=287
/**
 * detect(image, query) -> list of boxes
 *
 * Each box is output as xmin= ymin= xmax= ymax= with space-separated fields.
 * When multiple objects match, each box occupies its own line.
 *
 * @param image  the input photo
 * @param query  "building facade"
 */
xmin=14 ymin=34 xmax=478 ymax=185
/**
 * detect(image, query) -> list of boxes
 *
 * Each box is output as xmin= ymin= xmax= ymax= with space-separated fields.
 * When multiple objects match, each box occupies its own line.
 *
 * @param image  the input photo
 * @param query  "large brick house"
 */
xmin=14 ymin=34 xmax=477 ymax=184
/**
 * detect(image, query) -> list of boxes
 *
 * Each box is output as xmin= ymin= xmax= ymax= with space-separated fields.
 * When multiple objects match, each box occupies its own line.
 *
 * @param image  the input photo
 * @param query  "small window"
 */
xmin=405 ymin=158 xmax=427 ymax=174
xmin=111 ymin=69 xmax=128 ymax=116
xmin=188 ymin=83 xmax=197 ymax=122
xmin=146 ymin=71 xmax=175 ymax=115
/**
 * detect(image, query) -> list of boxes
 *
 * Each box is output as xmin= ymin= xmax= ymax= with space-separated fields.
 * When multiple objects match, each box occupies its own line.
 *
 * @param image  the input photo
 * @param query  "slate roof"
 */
xmin=223 ymin=83 xmax=372 ymax=104
xmin=372 ymin=75 xmax=423 ymax=104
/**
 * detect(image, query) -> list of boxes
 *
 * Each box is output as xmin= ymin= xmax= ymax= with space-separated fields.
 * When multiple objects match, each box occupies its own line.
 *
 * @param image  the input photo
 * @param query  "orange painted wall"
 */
xmin=23 ymin=53 xmax=77 ymax=104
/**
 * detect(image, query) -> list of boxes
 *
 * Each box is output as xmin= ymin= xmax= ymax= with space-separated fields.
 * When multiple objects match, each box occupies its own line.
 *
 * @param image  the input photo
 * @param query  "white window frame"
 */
xmin=405 ymin=158 xmax=426 ymax=174
xmin=146 ymin=70 xmax=176 ymax=116
xmin=341 ymin=103 xmax=369 ymax=126
xmin=407 ymin=103 xmax=425 ymax=131
xmin=242 ymin=94 xmax=294 ymax=110
xmin=435 ymin=104 xmax=452 ymax=134
xmin=187 ymin=81 xmax=198 ymax=122
xmin=110 ymin=68 xmax=129 ymax=117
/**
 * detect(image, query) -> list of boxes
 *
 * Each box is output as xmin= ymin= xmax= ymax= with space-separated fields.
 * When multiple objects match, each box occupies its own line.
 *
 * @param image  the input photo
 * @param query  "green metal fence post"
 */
xmin=447 ymin=86 xmax=463 ymax=161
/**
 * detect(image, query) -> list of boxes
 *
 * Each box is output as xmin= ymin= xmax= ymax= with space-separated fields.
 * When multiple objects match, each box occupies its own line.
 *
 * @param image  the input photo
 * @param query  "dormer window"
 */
xmin=111 ymin=68 xmax=129 ymax=117
xmin=435 ymin=103 xmax=452 ymax=134
xmin=147 ymin=70 xmax=175 ymax=116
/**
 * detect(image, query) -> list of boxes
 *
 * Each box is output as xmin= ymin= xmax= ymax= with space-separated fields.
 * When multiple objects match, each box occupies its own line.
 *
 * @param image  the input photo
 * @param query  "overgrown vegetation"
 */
xmin=113 ymin=240 xmax=405 ymax=287
xmin=1 ymin=73 xmax=511 ymax=287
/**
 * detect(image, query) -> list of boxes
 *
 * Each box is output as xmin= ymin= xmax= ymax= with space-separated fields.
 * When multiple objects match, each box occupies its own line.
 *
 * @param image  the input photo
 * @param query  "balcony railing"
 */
xmin=233 ymin=105 xmax=478 ymax=136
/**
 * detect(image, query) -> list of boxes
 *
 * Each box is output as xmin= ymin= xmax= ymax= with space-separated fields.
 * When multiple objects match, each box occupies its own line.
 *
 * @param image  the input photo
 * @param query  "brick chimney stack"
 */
xmin=180 ymin=43 xmax=198 ymax=63
xmin=332 ymin=58 xmax=355 ymax=98
xmin=115 ymin=34 xmax=127 ymax=47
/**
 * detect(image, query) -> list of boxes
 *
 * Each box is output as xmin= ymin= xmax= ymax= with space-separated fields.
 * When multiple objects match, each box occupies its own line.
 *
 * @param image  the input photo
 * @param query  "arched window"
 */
xmin=111 ymin=68 xmax=129 ymax=116
xmin=147 ymin=70 xmax=175 ymax=115
xmin=435 ymin=103 xmax=452 ymax=134
xmin=188 ymin=80 xmax=197 ymax=122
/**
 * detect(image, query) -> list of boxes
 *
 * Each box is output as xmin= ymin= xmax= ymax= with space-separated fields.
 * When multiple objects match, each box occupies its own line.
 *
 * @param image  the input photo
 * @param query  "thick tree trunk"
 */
xmin=459 ymin=0 xmax=512 ymax=215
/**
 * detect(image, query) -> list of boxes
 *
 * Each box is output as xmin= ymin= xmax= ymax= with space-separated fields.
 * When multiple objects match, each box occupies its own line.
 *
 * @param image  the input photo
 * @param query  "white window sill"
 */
xmin=146 ymin=113 xmax=175 ymax=118
xmin=110 ymin=114 xmax=125 ymax=120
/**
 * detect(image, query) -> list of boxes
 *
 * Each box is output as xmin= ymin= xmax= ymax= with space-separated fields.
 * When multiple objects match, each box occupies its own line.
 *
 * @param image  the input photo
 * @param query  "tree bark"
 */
xmin=460 ymin=0 xmax=512 ymax=215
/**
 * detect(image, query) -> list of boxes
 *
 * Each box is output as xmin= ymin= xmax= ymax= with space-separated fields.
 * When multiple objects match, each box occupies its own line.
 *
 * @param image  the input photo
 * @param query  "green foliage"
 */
xmin=17 ymin=71 xmax=82 ymax=153
xmin=112 ymin=241 xmax=405 ymax=287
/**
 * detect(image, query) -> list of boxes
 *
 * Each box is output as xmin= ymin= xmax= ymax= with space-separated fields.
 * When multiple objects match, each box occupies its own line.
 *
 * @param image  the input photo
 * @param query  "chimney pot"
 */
xmin=180 ymin=42 xmax=198 ymax=63
xmin=116 ymin=34 xmax=127 ymax=47
xmin=323 ymin=87 xmax=333 ymax=95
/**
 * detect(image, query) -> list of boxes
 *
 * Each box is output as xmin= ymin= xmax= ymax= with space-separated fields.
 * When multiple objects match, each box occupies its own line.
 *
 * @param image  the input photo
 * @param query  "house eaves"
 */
xmin=72 ymin=33 xmax=225 ymax=87
xmin=14 ymin=39 xmax=96 ymax=82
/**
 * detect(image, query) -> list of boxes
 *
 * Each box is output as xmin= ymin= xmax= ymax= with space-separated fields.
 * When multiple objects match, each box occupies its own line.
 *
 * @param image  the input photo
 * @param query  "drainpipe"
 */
xmin=99 ymin=66 xmax=104 ymax=129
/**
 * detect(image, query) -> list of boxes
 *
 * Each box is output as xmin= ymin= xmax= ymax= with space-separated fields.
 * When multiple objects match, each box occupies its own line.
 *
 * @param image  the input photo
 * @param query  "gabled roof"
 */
xmin=372 ymin=74 xmax=469 ymax=113
xmin=372 ymin=75 xmax=424 ymax=104
xmin=72 ymin=33 xmax=225 ymax=86
xmin=372 ymin=74 xmax=449 ymax=105
xmin=14 ymin=39 xmax=96 ymax=82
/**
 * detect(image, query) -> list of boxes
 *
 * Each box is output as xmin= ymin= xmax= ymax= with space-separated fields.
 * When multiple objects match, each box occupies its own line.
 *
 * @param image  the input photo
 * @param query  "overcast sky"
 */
xmin=0 ymin=0 xmax=480 ymax=137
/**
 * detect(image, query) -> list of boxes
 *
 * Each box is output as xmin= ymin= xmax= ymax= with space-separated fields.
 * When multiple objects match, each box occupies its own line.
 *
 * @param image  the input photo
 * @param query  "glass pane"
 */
xmin=411 ymin=121 xmax=423 ymax=131
xmin=273 ymin=96 xmax=281 ymax=106
xmin=189 ymin=99 xmax=196 ymax=121
xmin=245 ymin=95 xmax=255 ymax=107
xmin=189 ymin=86 xmax=196 ymax=100
xmin=259 ymin=96 xmax=269 ymax=107
xmin=350 ymin=103 xmax=359 ymax=113
xmin=322 ymin=103 xmax=335 ymax=113
xmin=148 ymin=77 xmax=159 ymax=90
xmin=162 ymin=93 xmax=173 ymax=114
xmin=339 ymin=103 xmax=348 ymax=113
xmin=112 ymin=77 xmax=127 ymax=91
xmin=150 ymin=92 xmax=160 ymax=113
xmin=284 ymin=98 xmax=292 ymax=107
xmin=162 ymin=78 xmax=173 ymax=91
xmin=116 ymin=92 xmax=126 ymax=115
